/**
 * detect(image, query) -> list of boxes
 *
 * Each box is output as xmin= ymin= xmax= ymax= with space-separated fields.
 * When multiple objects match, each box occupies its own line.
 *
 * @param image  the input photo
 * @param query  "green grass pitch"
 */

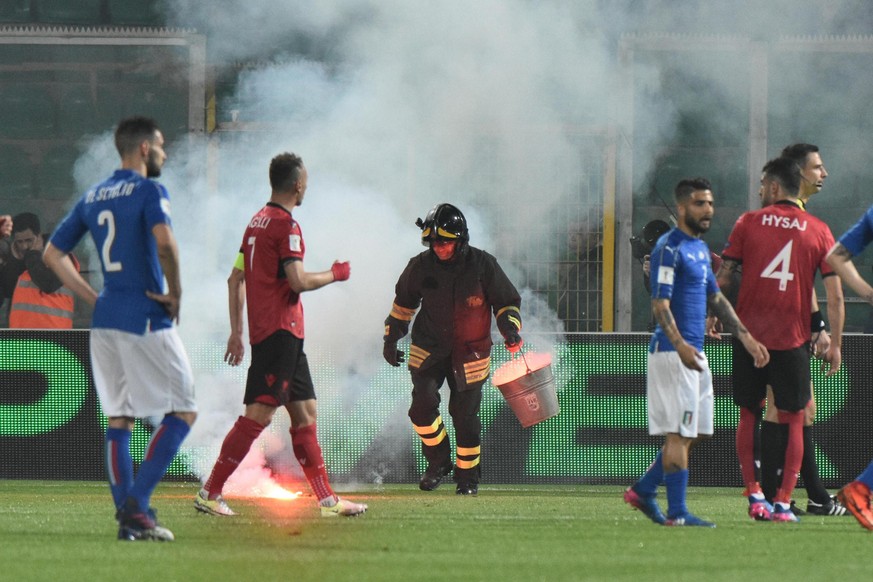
xmin=2 ymin=480 xmax=871 ymax=581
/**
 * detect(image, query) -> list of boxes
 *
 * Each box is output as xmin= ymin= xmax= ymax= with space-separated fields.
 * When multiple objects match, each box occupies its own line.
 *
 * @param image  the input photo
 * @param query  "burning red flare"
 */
xmin=232 ymin=479 xmax=303 ymax=501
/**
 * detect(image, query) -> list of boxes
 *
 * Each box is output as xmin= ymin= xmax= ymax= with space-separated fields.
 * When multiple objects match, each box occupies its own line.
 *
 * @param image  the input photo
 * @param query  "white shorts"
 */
xmin=647 ymin=350 xmax=713 ymax=438
xmin=90 ymin=327 xmax=197 ymax=418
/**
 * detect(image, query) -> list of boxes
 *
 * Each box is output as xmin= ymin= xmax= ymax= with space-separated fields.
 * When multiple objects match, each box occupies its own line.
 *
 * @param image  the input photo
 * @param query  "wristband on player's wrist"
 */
xmin=810 ymin=311 xmax=826 ymax=334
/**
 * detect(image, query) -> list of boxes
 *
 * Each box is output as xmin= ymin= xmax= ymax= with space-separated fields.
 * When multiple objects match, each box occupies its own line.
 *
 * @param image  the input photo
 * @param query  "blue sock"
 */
xmin=127 ymin=415 xmax=190 ymax=512
xmin=664 ymin=469 xmax=689 ymax=518
xmin=634 ymin=451 xmax=664 ymax=496
xmin=857 ymin=460 xmax=873 ymax=490
xmin=105 ymin=428 xmax=133 ymax=511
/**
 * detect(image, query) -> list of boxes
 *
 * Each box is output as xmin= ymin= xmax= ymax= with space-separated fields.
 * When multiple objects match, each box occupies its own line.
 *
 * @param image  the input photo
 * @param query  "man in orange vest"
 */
xmin=0 ymin=212 xmax=77 ymax=328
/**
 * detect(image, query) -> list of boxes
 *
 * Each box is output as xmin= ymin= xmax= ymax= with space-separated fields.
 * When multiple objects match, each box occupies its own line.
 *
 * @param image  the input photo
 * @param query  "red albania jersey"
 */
xmin=721 ymin=201 xmax=835 ymax=350
xmin=240 ymin=202 xmax=305 ymax=344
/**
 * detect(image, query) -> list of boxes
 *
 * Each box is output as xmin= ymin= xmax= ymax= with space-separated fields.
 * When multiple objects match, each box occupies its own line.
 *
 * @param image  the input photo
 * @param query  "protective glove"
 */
xmin=383 ymin=342 xmax=406 ymax=367
xmin=331 ymin=261 xmax=350 ymax=281
xmin=504 ymin=331 xmax=523 ymax=354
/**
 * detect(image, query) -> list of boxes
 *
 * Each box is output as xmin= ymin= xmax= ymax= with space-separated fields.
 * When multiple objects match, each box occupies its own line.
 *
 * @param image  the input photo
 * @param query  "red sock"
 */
xmin=736 ymin=407 xmax=760 ymax=492
xmin=204 ymin=416 xmax=264 ymax=497
xmin=775 ymin=409 xmax=805 ymax=503
xmin=291 ymin=423 xmax=335 ymax=503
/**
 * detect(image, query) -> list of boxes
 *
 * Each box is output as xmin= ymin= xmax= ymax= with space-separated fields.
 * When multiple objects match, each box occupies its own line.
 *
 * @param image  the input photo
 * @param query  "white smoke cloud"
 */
xmin=150 ymin=1 xmax=665 ymax=489
xmin=66 ymin=0 xmax=873 ymax=491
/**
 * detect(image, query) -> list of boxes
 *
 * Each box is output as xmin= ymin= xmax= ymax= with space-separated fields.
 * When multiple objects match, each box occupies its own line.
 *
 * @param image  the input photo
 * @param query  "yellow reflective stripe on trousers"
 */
xmin=413 ymin=415 xmax=444 ymax=435
xmin=419 ymin=427 xmax=447 ymax=447
xmin=456 ymin=445 xmax=480 ymax=456
xmin=456 ymin=456 xmax=480 ymax=469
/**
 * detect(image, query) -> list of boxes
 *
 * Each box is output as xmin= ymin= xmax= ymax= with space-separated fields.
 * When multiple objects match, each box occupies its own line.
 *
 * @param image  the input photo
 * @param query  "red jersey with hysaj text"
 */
xmin=240 ymin=202 xmax=305 ymax=344
xmin=722 ymin=200 xmax=835 ymax=351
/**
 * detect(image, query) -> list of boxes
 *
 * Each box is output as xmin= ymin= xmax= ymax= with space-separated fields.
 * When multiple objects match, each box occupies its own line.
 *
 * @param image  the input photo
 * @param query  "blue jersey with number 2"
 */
xmin=649 ymin=228 xmax=719 ymax=353
xmin=49 ymin=169 xmax=173 ymax=334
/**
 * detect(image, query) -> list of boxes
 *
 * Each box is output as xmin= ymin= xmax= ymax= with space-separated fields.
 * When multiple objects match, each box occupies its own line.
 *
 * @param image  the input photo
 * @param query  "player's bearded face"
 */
xmin=683 ymin=191 xmax=714 ymax=235
xmin=146 ymin=147 xmax=162 ymax=178
xmin=684 ymin=213 xmax=711 ymax=235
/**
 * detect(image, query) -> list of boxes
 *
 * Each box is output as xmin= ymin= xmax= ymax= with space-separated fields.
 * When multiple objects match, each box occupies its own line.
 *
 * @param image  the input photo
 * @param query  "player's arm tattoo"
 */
xmin=715 ymin=258 xmax=740 ymax=293
xmin=652 ymin=299 xmax=685 ymax=348
xmin=829 ymin=243 xmax=853 ymax=260
xmin=707 ymin=292 xmax=749 ymax=336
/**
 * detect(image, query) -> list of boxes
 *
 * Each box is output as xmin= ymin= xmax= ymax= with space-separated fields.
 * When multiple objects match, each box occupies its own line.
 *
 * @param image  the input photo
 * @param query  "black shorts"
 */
xmin=244 ymin=330 xmax=315 ymax=406
xmin=731 ymin=338 xmax=811 ymax=413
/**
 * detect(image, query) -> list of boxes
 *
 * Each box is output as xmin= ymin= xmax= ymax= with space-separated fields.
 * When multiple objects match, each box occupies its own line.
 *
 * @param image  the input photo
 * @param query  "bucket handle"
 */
xmin=513 ymin=347 xmax=532 ymax=375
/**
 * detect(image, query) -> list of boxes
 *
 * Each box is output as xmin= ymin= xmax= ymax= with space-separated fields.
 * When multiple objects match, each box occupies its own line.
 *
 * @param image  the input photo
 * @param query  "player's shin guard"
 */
xmin=204 ymin=416 xmax=264 ymax=497
xmin=106 ymin=427 xmax=134 ymax=511
xmin=759 ymin=421 xmax=787 ymax=502
xmin=128 ymin=415 xmax=191 ymax=512
xmin=635 ymin=450 xmax=665 ymax=496
xmin=775 ymin=409 xmax=805 ymax=503
xmin=736 ymin=407 xmax=762 ymax=492
xmin=291 ymin=423 xmax=336 ymax=504
xmin=664 ymin=469 xmax=689 ymax=519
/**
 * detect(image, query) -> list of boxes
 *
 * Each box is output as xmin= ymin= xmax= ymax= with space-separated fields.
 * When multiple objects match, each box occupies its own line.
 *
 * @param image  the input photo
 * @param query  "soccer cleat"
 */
xmin=321 ymin=497 xmax=368 ymax=517
xmin=806 ymin=496 xmax=848 ymax=516
xmin=770 ymin=504 xmax=800 ymax=522
xmin=747 ymin=496 xmax=773 ymax=521
xmin=789 ymin=500 xmax=806 ymax=516
xmin=837 ymin=481 xmax=873 ymax=531
xmin=665 ymin=513 xmax=716 ymax=528
xmin=194 ymin=488 xmax=236 ymax=516
xmin=117 ymin=503 xmax=175 ymax=541
xmin=623 ymin=487 xmax=666 ymax=525
xmin=455 ymin=481 xmax=478 ymax=496
xmin=419 ymin=462 xmax=454 ymax=491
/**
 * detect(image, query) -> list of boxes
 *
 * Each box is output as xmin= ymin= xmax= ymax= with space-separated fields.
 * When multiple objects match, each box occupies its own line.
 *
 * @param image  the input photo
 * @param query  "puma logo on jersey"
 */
xmin=761 ymin=214 xmax=807 ymax=231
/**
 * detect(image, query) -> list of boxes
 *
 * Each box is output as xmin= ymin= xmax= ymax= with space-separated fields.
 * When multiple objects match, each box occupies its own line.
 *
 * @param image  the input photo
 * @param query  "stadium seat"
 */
xmin=38 ymin=145 xmax=80 ymax=201
xmin=57 ymin=85 xmax=99 ymax=138
xmin=119 ymin=85 xmax=189 ymax=136
xmin=0 ymin=0 xmax=31 ymax=21
xmin=0 ymin=84 xmax=56 ymax=139
xmin=108 ymin=0 xmax=164 ymax=26
xmin=37 ymin=0 xmax=102 ymax=24
xmin=0 ymin=145 xmax=35 ymax=198
xmin=94 ymin=85 xmax=125 ymax=132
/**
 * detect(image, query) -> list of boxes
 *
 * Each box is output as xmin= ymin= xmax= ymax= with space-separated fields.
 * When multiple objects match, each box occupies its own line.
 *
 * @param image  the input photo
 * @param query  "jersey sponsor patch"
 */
xmin=657 ymin=265 xmax=674 ymax=286
xmin=288 ymin=234 xmax=301 ymax=252
xmin=160 ymin=197 xmax=171 ymax=217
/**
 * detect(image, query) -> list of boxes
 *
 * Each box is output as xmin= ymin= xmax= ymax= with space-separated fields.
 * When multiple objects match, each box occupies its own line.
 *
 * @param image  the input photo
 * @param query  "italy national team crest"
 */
xmin=682 ymin=411 xmax=694 ymax=426
xmin=525 ymin=394 xmax=540 ymax=411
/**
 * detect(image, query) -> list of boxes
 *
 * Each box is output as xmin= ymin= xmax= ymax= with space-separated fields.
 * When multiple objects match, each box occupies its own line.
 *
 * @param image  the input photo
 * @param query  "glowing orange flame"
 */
xmin=492 ymin=352 xmax=552 ymax=386
xmin=233 ymin=479 xmax=303 ymax=500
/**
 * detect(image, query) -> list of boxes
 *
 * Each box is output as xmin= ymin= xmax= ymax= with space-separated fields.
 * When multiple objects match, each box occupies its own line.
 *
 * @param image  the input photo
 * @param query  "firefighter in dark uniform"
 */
xmin=383 ymin=203 xmax=523 ymax=495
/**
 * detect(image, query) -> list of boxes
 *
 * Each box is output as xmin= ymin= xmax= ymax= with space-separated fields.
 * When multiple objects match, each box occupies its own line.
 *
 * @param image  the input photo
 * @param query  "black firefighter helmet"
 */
xmin=415 ymin=203 xmax=469 ymax=249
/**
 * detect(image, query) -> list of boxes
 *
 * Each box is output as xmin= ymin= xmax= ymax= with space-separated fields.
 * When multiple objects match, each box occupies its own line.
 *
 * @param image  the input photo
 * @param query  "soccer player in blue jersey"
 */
xmin=624 ymin=177 xmax=769 ymax=527
xmin=43 ymin=116 xmax=197 ymax=542
xmin=826 ymin=205 xmax=873 ymax=530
